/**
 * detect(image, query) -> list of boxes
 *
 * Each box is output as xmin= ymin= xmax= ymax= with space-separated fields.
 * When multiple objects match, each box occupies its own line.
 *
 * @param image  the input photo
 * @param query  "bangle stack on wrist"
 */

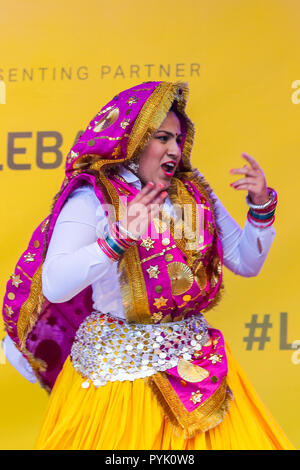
xmin=116 ymin=221 xmax=141 ymax=241
xmin=97 ymin=221 xmax=138 ymax=262
xmin=246 ymin=187 xmax=278 ymax=228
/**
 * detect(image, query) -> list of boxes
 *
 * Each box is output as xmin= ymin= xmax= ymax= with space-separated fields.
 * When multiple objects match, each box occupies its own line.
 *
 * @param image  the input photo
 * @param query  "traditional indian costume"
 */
xmin=2 ymin=81 xmax=294 ymax=450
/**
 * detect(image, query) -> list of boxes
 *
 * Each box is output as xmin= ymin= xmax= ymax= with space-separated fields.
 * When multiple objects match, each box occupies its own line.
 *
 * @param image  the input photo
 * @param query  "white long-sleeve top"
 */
xmin=41 ymin=166 xmax=276 ymax=309
xmin=3 ymin=166 xmax=276 ymax=382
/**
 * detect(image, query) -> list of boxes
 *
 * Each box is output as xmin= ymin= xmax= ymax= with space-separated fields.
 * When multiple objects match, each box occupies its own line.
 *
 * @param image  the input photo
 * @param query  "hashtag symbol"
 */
xmin=243 ymin=314 xmax=272 ymax=350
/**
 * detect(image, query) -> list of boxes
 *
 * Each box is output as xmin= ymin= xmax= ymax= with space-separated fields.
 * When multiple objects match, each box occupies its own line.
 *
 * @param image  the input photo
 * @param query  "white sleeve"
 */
xmin=42 ymin=184 xmax=115 ymax=303
xmin=213 ymin=193 xmax=276 ymax=277
xmin=2 ymin=335 xmax=37 ymax=383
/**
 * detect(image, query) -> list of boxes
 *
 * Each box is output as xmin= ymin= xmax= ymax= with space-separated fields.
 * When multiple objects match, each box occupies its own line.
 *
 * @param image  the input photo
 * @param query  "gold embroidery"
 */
xmin=17 ymin=265 xmax=44 ymax=348
xmin=78 ymin=134 xmax=125 ymax=144
xmin=67 ymin=150 xmax=80 ymax=164
xmin=182 ymin=294 xmax=192 ymax=302
xmin=146 ymin=265 xmax=160 ymax=279
xmin=194 ymin=262 xmax=207 ymax=290
xmin=140 ymin=245 xmax=176 ymax=264
xmin=132 ymin=88 xmax=154 ymax=92
xmin=140 ymin=237 xmax=155 ymax=251
xmin=10 ymin=273 xmax=23 ymax=288
xmin=167 ymin=262 xmax=194 ymax=296
xmin=147 ymin=374 xmax=233 ymax=438
xmin=127 ymin=82 xmax=193 ymax=169
xmin=24 ymin=253 xmax=36 ymax=263
xmin=177 ymin=359 xmax=209 ymax=383
xmin=208 ymin=256 xmax=222 ymax=288
xmin=120 ymin=118 xmax=130 ymax=129
xmin=151 ymin=311 xmax=163 ymax=323
xmin=153 ymin=296 xmax=168 ymax=309
xmin=206 ymin=221 xmax=215 ymax=236
xmin=16 ymin=265 xmax=32 ymax=281
xmin=96 ymin=105 xmax=116 ymax=116
xmin=160 ymin=314 xmax=172 ymax=323
xmin=208 ymin=353 xmax=223 ymax=364
xmin=127 ymin=95 xmax=139 ymax=105
xmin=111 ymin=144 xmax=123 ymax=158
xmin=190 ymin=390 xmax=203 ymax=404
xmin=94 ymin=107 xmax=119 ymax=132
xmin=4 ymin=304 xmax=14 ymax=317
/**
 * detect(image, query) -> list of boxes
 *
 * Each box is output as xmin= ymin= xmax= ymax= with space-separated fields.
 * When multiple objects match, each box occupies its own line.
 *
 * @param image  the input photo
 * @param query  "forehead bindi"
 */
xmin=156 ymin=129 xmax=182 ymax=138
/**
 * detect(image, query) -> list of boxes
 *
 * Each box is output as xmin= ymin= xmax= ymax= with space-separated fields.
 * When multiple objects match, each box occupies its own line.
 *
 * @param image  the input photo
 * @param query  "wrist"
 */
xmin=246 ymin=187 xmax=278 ymax=229
xmin=246 ymin=187 xmax=277 ymax=210
xmin=117 ymin=221 xmax=141 ymax=241
xmin=97 ymin=222 xmax=136 ymax=262
xmin=248 ymin=192 xmax=269 ymax=205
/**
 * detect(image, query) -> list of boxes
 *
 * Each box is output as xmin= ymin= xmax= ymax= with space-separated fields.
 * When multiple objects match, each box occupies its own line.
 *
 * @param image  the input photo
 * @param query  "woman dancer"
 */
xmin=2 ymin=81 xmax=294 ymax=450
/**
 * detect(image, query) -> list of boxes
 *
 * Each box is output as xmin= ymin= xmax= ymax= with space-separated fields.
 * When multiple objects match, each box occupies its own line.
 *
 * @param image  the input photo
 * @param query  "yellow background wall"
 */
xmin=0 ymin=0 xmax=299 ymax=449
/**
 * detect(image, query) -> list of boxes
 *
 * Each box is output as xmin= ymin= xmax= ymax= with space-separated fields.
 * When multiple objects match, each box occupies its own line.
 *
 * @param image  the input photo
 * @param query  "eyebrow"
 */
xmin=155 ymin=130 xmax=182 ymax=138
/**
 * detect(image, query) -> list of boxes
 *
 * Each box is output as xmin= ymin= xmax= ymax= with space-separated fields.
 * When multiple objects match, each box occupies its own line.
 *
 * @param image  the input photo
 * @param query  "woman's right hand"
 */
xmin=119 ymin=182 xmax=168 ymax=240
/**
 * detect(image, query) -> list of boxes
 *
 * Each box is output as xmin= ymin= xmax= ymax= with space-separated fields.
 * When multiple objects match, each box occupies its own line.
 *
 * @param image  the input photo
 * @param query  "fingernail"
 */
xmin=148 ymin=181 xmax=154 ymax=187
xmin=158 ymin=183 xmax=164 ymax=188
xmin=162 ymin=191 xmax=168 ymax=197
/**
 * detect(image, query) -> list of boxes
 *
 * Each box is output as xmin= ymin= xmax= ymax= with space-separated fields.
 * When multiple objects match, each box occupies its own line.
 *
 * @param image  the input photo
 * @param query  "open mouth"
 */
xmin=161 ymin=161 xmax=176 ymax=177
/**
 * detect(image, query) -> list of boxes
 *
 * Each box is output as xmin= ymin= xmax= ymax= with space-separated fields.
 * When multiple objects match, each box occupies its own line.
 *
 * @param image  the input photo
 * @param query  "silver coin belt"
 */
xmin=70 ymin=311 xmax=210 ymax=389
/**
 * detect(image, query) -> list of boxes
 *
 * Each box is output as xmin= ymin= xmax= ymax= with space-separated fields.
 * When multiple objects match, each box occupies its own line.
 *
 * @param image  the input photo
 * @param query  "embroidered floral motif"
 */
xmin=127 ymin=95 xmax=138 ymax=105
xmin=141 ymin=237 xmax=155 ymax=251
xmin=67 ymin=150 xmax=79 ymax=164
xmin=208 ymin=353 xmax=223 ymax=364
xmin=146 ymin=265 xmax=160 ymax=279
xmin=112 ymin=144 xmax=123 ymax=158
xmin=24 ymin=253 xmax=36 ymax=263
xmin=153 ymin=296 xmax=168 ymax=309
xmin=4 ymin=304 xmax=14 ymax=317
xmin=10 ymin=273 xmax=23 ymax=288
xmin=190 ymin=390 xmax=203 ymax=404
xmin=151 ymin=311 xmax=163 ymax=323
xmin=120 ymin=118 xmax=130 ymax=129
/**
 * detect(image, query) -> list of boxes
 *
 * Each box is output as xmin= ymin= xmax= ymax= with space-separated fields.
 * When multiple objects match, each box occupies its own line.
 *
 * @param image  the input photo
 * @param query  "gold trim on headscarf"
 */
xmin=127 ymin=81 xmax=194 ymax=173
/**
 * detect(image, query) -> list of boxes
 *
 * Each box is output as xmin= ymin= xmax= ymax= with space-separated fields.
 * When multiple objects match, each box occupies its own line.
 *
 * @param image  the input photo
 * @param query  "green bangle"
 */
xmin=249 ymin=208 xmax=275 ymax=220
xmin=105 ymin=234 xmax=125 ymax=256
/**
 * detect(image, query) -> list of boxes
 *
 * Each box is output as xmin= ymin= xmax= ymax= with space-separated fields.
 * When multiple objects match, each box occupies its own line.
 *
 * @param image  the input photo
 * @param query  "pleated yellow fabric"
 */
xmin=35 ymin=342 xmax=295 ymax=450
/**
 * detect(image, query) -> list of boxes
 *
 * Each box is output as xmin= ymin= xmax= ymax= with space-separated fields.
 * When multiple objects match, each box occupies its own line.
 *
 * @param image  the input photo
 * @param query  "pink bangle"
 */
xmin=97 ymin=237 xmax=119 ymax=262
xmin=247 ymin=212 xmax=275 ymax=228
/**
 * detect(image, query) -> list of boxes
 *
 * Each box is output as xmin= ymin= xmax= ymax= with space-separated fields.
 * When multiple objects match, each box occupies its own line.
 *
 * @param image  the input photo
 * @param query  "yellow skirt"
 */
xmin=35 ymin=343 xmax=294 ymax=450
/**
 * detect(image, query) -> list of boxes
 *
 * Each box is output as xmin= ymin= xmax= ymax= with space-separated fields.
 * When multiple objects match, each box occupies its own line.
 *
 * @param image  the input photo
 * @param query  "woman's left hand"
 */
xmin=230 ymin=152 xmax=269 ymax=205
